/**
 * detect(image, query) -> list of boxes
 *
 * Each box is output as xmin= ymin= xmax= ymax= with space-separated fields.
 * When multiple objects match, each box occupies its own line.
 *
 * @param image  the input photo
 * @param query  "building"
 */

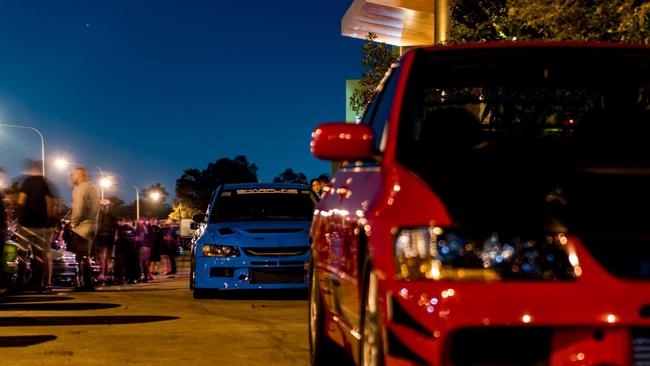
xmin=341 ymin=0 xmax=449 ymax=51
xmin=342 ymin=0 xmax=450 ymax=122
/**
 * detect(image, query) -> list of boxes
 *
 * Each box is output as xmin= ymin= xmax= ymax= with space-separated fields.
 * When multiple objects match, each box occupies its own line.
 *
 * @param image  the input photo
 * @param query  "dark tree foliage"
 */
xmin=175 ymin=155 xmax=258 ymax=212
xmin=350 ymin=33 xmax=400 ymax=115
xmin=449 ymin=0 xmax=650 ymax=44
xmin=273 ymin=168 xmax=308 ymax=184
xmin=141 ymin=183 xmax=172 ymax=219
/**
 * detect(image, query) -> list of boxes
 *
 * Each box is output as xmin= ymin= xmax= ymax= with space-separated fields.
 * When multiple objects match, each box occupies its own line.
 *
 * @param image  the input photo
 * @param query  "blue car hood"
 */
xmin=201 ymin=220 xmax=311 ymax=247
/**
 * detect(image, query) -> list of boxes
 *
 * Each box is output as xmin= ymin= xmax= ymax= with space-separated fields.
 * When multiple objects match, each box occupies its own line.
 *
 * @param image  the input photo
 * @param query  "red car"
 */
xmin=309 ymin=42 xmax=650 ymax=366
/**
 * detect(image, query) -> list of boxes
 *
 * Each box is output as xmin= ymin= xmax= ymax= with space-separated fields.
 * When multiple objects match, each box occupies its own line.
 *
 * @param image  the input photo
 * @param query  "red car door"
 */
xmin=313 ymin=66 xmax=401 ymax=334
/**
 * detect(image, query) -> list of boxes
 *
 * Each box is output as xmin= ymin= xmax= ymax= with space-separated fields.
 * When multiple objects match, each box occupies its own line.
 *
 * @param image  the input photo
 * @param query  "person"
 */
xmin=310 ymin=178 xmax=322 ymax=197
xmin=14 ymin=159 xmax=58 ymax=292
xmin=69 ymin=167 xmax=100 ymax=292
xmin=114 ymin=221 xmax=138 ymax=285
xmin=162 ymin=225 xmax=179 ymax=276
xmin=95 ymin=199 xmax=117 ymax=285
xmin=149 ymin=218 xmax=163 ymax=276
xmin=317 ymin=174 xmax=331 ymax=196
xmin=135 ymin=216 xmax=153 ymax=282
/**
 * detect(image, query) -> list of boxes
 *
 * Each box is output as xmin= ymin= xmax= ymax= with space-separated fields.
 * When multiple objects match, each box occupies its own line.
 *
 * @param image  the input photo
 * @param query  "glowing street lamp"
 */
xmin=149 ymin=191 xmax=161 ymax=201
xmin=99 ymin=176 xmax=113 ymax=189
xmin=54 ymin=158 xmax=68 ymax=170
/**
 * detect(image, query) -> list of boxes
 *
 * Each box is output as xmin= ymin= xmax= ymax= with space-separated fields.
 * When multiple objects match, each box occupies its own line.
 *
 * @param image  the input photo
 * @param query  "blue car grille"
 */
xmin=249 ymin=268 xmax=306 ymax=284
xmin=243 ymin=246 xmax=309 ymax=257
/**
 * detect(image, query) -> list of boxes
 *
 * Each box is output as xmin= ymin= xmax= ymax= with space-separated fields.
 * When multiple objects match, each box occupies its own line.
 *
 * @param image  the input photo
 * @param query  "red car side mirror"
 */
xmin=310 ymin=123 xmax=375 ymax=161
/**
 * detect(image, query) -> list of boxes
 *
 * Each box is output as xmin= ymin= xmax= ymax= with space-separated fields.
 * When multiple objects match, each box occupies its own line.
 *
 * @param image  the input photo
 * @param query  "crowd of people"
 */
xmin=0 ymin=159 xmax=180 ymax=293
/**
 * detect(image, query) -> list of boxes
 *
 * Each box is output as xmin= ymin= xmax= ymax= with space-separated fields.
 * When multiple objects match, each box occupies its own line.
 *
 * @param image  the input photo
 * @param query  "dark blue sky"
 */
xmin=0 ymin=0 xmax=362 ymax=204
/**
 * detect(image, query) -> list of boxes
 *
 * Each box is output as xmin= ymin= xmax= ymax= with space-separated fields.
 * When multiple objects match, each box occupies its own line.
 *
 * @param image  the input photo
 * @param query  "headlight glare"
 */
xmin=202 ymin=244 xmax=240 ymax=257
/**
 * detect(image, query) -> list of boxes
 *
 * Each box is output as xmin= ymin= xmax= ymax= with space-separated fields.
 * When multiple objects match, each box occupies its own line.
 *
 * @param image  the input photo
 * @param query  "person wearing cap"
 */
xmin=96 ymin=199 xmax=117 ymax=285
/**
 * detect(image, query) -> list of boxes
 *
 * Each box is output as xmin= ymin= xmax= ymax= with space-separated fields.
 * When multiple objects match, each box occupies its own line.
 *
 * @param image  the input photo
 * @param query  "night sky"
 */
xmin=0 ymin=0 xmax=362 ymax=204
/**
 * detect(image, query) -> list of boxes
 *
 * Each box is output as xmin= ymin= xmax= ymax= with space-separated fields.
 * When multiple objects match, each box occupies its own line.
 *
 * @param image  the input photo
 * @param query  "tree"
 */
xmin=140 ymin=183 xmax=172 ymax=219
xmin=167 ymin=203 xmax=201 ymax=222
xmin=449 ymin=0 xmax=650 ymax=44
xmin=105 ymin=195 xmax=133 ymax=220
xmin=349 ymin=33 xmax=400 ymax=116
xmin=106 ymin=195 xmax=125 ymax=208
xmin=273 ymin=169 xmax=308 ymax=184
xmin=175 ymin=155 xmax=258 ymax=212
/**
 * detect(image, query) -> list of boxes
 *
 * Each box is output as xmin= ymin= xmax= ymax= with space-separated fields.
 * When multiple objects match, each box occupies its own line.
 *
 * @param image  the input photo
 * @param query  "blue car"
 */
xmin=190 ymin=183 xmax=318 ymax=298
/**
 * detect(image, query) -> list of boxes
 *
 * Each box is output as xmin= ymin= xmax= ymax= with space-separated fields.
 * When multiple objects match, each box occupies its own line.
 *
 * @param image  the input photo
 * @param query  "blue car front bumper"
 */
xmin=195 ymin=254 xmax=309 ymax=290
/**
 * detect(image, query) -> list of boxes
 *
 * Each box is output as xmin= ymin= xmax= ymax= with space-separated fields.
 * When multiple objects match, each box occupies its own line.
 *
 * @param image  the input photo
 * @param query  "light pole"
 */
xmin=0 ymin=123 xmax=46 ymax=176
xmin=134 ymin=185 xmax=140 ymax=220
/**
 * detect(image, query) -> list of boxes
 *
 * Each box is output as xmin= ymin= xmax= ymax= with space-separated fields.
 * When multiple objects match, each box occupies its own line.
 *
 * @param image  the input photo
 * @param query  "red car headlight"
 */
xmin=394 ymin=227 xmax=581 ymax=281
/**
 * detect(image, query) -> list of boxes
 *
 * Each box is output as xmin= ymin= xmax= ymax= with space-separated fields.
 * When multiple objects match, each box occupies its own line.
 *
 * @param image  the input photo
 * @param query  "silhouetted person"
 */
xmin=96 ymin=200 xmax=117 ymax=285
xmin=136 ymin=217 xmax=153 ymax=282
xmin=149 ymin=217 xmax=163 ymax=276
xmin=14 ymin=159 xmax=58 ymax=292
xmin=163 ymin=225 xmax=178 ymax=275
xmin=69 ymin=167 xmax=100 ymax=291
xmin=114 ymin=222 xmax=138 ymax=285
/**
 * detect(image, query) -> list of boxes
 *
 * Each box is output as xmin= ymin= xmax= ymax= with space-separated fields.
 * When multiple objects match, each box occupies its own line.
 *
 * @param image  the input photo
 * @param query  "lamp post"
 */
xmin=134 ymin=185 xmax=140 ymax=220
xmin=0 ymin=123 xmax=46 ymax=176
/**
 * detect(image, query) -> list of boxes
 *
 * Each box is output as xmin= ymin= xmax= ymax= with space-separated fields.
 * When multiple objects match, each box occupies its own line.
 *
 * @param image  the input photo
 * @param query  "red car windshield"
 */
xmin=396 ymin=46 xmax=650 ymax=279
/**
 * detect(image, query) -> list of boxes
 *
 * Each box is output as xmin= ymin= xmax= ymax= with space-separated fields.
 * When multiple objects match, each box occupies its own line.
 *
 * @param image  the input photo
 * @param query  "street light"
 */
xmin=100 ymin=176 xmax=113 ymax=190
xmin=149 ymin=191 xmax=161 ymax=201
xmin=0 ymin=123 xmax=46 ymax=176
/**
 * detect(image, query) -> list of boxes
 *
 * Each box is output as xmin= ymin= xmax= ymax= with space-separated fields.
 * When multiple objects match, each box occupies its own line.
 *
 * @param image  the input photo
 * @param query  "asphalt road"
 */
xmin=0 ymin=267 xmax=309 ymax=366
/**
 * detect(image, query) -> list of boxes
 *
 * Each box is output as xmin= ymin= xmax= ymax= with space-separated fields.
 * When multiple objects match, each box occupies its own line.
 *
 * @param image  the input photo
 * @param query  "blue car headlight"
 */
xmin=394 ymin=227 xmax=581 ymax=281
xmin=201 ymin=244 xmax=240 ymax=257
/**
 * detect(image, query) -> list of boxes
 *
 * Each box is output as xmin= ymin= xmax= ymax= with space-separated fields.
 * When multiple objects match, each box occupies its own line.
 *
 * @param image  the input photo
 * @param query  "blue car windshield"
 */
xmin=209 ymin=188 xmax=317 ymax=223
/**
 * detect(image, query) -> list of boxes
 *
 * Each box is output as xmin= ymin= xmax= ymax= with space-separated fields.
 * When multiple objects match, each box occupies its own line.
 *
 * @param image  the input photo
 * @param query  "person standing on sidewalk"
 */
xmin=14 ymin=159 xmax=58 ymax=292
xmin=96 ymin=200 xmax=117 ymax=285
xmin=135 ymin=217 xmax=153 ymax=282
xmin=69 ymin=167 xmax=100 ymax=292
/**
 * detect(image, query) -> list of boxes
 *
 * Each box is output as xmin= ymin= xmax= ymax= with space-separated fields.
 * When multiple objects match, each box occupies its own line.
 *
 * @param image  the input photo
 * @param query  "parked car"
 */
xmin=309 ymin=42 xmax=650 ymax=365
xmin=51 ymin=248 xmax=78 ymax=287
xmin=190 ymin=183 xmax=318 ymax=298
xmin=1 ymin=238 xmax=31 ymax=289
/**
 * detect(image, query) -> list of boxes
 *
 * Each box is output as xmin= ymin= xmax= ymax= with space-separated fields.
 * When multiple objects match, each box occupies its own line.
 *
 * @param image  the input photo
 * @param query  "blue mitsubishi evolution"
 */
xmin=190 ymin=183 xmax=318 ymax=298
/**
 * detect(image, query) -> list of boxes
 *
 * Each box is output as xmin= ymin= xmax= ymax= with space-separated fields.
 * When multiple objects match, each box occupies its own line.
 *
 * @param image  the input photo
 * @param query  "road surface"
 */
xmin=0 ymin=270 xmax=309 ymax=366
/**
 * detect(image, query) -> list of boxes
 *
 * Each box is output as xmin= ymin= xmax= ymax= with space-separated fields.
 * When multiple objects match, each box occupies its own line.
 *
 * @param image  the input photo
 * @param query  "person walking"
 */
xmin=135 ymin=217 xmax=153 ymax=282
xmin=96 ymin=200 xmax=117 ymax=285
xmin=69 ymin=167 xmax=100 ymax=292
xmin=14 ymin=159 xmax=58 ymax=292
